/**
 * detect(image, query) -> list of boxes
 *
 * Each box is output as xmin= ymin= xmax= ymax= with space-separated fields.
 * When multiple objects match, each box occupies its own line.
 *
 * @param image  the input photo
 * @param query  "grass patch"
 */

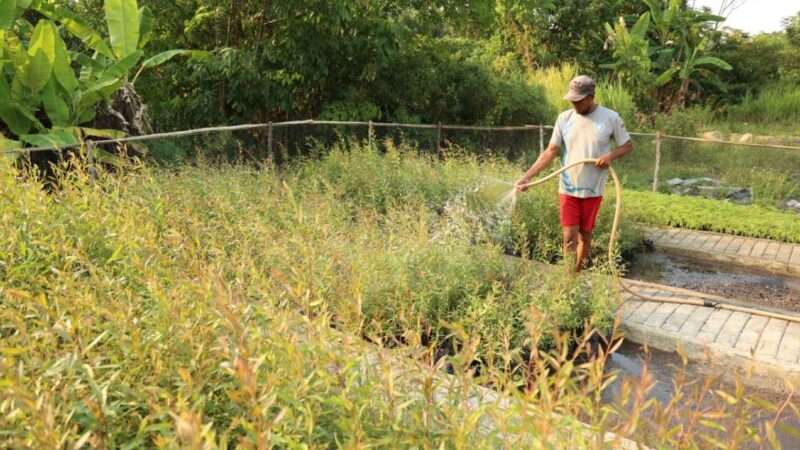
xmin=298 ymin=143 xmax=643 ymax=262
xmin=0 ymin=145 xmax=625 ymax=446
xmin=729 ymin=84 xmax=800 ymax=125
xmin=614 ymin=134 xmax=800 ymax=207
xmin=624 ymin=190 xmax=800 ymax=243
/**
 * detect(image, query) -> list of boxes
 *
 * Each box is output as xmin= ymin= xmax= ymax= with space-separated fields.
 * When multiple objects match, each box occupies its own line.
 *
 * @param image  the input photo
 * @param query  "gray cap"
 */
xmin=564 ymin=75 xmax=596 ymax=101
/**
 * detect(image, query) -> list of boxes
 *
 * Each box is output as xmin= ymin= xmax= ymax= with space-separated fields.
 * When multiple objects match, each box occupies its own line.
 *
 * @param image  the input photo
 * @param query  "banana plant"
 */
xmin=602 ymin=13 xmax=653 ymax=95
xmin=670 ymin=36 xmax=732 ymax=109
xmin=604 ymin=1 xmax=730 ymax=112
xmin=0 ymin=0 xmax=203 ymax=160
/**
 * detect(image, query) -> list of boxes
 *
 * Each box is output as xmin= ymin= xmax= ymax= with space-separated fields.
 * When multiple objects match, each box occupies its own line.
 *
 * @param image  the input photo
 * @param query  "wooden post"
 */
xmin=86 ymin=140 xmax=98 ymax=179
xmin=368 ymin=120 xmax=374 ymax=148
xmin=436 ymin=122 xmax=442 ymax=156
xmin=539 ymin=124 xmax=544 ymax=155
xmin=267 ymin=121 xmax=273 ymax=156
xmin=652 ymin=132 xmax=662 ymax=192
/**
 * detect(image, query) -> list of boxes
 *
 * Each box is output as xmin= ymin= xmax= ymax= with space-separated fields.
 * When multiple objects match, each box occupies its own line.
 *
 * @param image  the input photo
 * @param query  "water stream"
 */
xmin=618 ymin=248 xmax=800 ymax=446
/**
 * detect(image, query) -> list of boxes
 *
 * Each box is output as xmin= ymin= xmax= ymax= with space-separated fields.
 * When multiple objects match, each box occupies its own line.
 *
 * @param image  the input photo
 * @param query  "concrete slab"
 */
xmin=619 ymin=279 xmax=800 ymax=391
xmin=645 ymin=227 xmax=800 ymax=277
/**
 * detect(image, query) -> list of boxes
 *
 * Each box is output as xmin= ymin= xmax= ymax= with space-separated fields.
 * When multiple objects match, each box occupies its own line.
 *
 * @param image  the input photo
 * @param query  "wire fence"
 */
xmin=3 ymin=119 xmax=799 ymax=204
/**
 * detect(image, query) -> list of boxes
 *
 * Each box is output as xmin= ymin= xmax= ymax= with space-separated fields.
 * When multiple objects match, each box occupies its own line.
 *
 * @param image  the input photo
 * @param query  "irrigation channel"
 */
xmin=619 ymin=248 xmax=800 ymax=447
xmin=606 ymin=341 xmax=800 ymax=448
xmin=456 ymin=173 xmax=800 ymax=446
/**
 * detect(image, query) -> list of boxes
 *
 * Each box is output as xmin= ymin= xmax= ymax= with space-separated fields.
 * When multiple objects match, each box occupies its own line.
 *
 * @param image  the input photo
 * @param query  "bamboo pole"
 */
xmin=267 ymin=122 xmax=273 ymax=156
xmin=86 ymin=140 xmax=97 ymax=179
xmin=437 ymin=122 xmax=442 ymax=157
xmin=660 ymin=133 xmax=800 ymax=151
xmin=652 ymin=132 xmax=662 ymax=192
xmin=539 ymin=125 xmax=544 ymax=155
xmin=3 ymin=119 xmax=800 ymax=156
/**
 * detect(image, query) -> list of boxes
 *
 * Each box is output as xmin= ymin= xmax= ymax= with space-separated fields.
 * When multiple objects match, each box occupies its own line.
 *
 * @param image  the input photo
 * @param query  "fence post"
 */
xmin=86 ymin=140 xmax=98 ymax=179
xmin=539 ymin=124 xmax=544 ymax=155
xmin=436 ymin=122 xmax=442 ymax=156
xmin=652 ymin=132 xmax=662 ymax=192
xmin=267 ymin=121 xmax=273 ymax=156
xmin=368 ymin=120 xmax=374 ymax=148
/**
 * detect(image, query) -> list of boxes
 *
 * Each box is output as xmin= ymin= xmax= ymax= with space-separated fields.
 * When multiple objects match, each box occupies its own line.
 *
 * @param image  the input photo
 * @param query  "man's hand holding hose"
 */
xmin=515 ymin=145 xmax=561 ymax=194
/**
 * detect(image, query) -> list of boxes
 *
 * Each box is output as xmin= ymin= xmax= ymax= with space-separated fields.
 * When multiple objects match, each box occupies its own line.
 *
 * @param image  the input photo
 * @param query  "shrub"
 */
xmin=624 ymin=190 xmax=800 ymax=243
xmin=729 ymin=84 xmax=800 ymax=124
xmin=1 ymin=148 xmax=794 ymax=448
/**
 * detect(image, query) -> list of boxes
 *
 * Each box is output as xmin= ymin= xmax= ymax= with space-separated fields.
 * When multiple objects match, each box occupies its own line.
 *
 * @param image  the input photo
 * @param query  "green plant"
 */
xmin=624 ymin=190 xmax=800 ymax=243
xmin=603 ymin=12 xmax=654 ymax=108
xmin=729 ymin=84 xmax=800 ymax=124
xmin=667 ymin=35 xmax=732 ymax=109
xmin=653 ymin=105 xmax=714 ymax=136
xmin=596 ymin=79 xmax=637 ymax=127
xmin=0 ymin=0 xmax=199 ymax=156
xmin=1 ymin=143 xmax=795 ymax=448
xmin=603 ymin=0 xmax=731 ymax=112
xmin=509 ymin=182 xmax=644 ymax=263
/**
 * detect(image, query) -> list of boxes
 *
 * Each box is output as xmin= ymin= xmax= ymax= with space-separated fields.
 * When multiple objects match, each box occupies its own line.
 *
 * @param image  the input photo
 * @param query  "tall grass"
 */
xmin=527 ymin=64 xmax=637 ymax=127
xmin=596 ymin=80 xmax=637 ymax=128
xmin=528 ymin=64 xmax=577 ymax=116
xmin=730 ymin=84 xmax=800 ymax=124
xmin=1 ymin=145 xmax=796 ymax=447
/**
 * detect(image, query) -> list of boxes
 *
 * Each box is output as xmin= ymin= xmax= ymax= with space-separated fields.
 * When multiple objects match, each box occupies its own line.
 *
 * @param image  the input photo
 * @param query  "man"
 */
xmin=515 ymin=75 xmax=633 ymax=271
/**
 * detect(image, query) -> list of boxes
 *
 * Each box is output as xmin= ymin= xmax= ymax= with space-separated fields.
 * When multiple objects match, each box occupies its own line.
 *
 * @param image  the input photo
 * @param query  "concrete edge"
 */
xmin=620 ymin=319 xmax=800 ymax=394
xmin=656 ymin=243 xmax=800 ymax=277
xmin=623 ymin=278 xmax=800 ymax=320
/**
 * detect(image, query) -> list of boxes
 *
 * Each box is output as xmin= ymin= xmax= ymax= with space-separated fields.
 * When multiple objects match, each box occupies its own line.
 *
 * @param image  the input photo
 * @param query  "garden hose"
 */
xmin=515 ymin=159 xmax=800 ymax=324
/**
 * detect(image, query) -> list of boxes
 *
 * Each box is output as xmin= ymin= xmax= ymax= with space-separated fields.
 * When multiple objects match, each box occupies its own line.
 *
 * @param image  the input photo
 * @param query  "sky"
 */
xmin=692 ymin=0 xmax=799 ymax=34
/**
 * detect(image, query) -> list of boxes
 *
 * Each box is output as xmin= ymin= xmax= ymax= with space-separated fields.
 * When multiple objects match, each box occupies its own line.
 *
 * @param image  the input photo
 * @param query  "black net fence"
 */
xmin=100 ymin=122 xmax=551 ymax=166
xmin=4 ymin=121 xmax=799 ymax=211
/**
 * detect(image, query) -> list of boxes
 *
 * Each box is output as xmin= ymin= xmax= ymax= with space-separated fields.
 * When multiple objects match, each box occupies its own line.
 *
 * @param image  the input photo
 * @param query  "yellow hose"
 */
xmin=515 ymin=159 xmax=800 ymax=324
xmin=517 ymin=159 xmax=621 ymax=263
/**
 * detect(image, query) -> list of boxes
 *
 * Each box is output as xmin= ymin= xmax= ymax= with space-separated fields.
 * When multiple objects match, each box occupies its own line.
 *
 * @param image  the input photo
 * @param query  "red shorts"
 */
xmin=559 ymin=194 xmax=603 ymax=232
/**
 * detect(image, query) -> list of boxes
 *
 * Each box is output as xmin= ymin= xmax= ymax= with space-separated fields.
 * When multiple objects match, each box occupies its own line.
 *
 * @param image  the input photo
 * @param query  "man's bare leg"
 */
xmin=562 ymin=226 xmax=580 ymax=271
xmin=577 ymin=230 xmax=592 ymax=272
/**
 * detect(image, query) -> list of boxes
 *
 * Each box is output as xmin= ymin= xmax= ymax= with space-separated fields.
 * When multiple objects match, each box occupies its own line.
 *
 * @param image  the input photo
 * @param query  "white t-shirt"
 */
xmin=549 ymin=106 xmax=631 ymax=198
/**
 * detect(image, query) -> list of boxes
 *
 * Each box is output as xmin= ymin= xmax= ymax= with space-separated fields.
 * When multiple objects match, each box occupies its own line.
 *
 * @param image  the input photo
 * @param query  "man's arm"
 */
xmin=515 ymin=143 xmax=561 ymax=192
xmin=595 ymin=139 xmax=633 ymax=169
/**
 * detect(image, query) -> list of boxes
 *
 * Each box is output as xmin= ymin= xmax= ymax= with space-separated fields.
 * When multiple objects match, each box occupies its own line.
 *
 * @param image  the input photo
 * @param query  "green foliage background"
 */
xmin=3 ymin=0 xmax=799 ymax=146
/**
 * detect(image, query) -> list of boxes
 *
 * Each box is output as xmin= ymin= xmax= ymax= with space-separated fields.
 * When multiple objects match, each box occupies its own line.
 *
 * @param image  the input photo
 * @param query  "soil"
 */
xmin=624 ymin=251 xmax=800 ymax=313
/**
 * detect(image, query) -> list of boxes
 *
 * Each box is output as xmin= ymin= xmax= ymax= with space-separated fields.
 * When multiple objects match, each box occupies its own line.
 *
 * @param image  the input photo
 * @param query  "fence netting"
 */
xmin=4 ymin=122 xmax=799 ymax=211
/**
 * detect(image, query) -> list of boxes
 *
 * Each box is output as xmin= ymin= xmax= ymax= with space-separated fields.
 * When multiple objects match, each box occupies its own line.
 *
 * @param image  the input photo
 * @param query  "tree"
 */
xmin=128 ymin=0 xmax=405 ymax=128
xmin=603 ymin=13 xmax=654 ymax=108
xmin=669 ymin=35 xmax=732 ymax=108
xmin=603 ymin=0 xmax=731 ymax=112
xmin=0 ymin=0 xmax=197 ymax=158
xmin=781 ymin=11 xmax=800 ymax=82
xmin=491 ymin=0 xmax=646 ymax=71
xmin=712 ymin=30 xmax=784 ymax=103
